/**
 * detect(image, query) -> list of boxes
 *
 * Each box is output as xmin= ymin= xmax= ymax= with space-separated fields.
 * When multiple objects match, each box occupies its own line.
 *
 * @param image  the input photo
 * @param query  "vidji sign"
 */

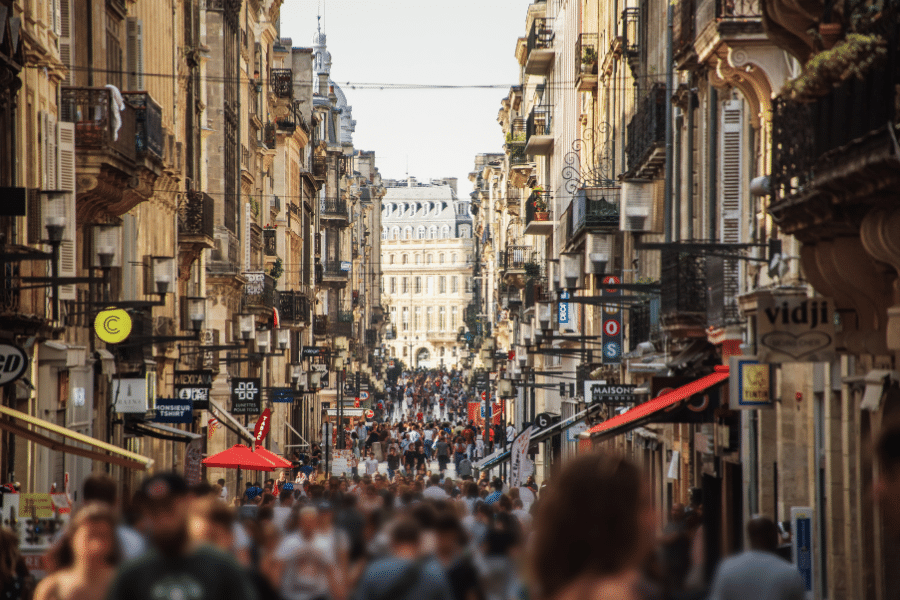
xmin=757 ymin=292 xmax=836 ymax=363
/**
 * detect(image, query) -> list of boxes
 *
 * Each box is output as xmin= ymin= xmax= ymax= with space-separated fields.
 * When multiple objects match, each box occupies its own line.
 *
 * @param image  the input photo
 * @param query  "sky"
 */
xmin=279 ymin=0 xmax=534 ymax=197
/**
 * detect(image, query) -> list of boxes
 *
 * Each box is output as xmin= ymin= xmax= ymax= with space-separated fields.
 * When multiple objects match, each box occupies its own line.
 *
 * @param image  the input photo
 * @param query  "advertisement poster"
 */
xmin=509 ymin=426 xmax=534 ymax=487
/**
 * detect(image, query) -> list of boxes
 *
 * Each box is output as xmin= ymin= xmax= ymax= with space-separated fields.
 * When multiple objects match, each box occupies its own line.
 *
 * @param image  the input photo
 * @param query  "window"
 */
xmin=439 ymin=253 xmax=445 ymax=264
xmin=439 ymin=276 xmax=446 ymax=293
xmin=426 ymin=307 xmax=433 ymax=331
xmin=415 ymin=277 xmax=422 ymax=293
xmin=464 ymin=277 xmax=472 ymax=293
xmin=414 ymin=307 xmax=421 ymax=330
xmin=390 ymin=277 xmax=396 ymax=294
xmin=441 ymin=226 xmax=450 ymax=239
xmin=402 ymin=254 xmax=408 ymax=265
xmin=460 ymin=226 xmax=470 ymax=238
xmin=382 ymin=228 xmax=387 ymax=240
xmin=426 ymin=254 xmax=433 ymax=264
xmin=404 ymin=227 xmax=412 ymax=240
xmin=451 ymin=307 xmax=458 ymax=330
xmin=391 ymin=227 xmax=399 ymax=239
xmin=416 ymin=254 xmax=422 ymax=265
xmin=389 ymin=254 xmax=395 ymax=264
xmin=439 ymin=307 xmax=446 ymax=331
xmin=451 ymin=276 xmax=458 ymax=293
xmin=429 ymin=226 xmax=437 ymax=239
xmin=381 ymin=277 xmax=385 ymax=294
xmin=402 ymin=307 xmax=409 ymax=331
xmin=417 ymin=226 xmax=426 ymax=239
xmin=402 ymin=277 xmax=408 ymax=294
xmin=451 ymin=253 xmax=457 ymax=264
xmin=390 ymin=306 xmax=397 ymax=324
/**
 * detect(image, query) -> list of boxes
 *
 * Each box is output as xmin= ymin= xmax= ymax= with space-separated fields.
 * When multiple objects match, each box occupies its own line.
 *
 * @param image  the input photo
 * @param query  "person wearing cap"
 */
xmin=106 ymin=473 xmax=255 ymax=600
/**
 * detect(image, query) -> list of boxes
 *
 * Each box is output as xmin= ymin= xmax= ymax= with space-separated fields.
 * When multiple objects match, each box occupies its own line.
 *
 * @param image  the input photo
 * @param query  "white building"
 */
xmin=381 ymin=178 xmax=475 ymax=369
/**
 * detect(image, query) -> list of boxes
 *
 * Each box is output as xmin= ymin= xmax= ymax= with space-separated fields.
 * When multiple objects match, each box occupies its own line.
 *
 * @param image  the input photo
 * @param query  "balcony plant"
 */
xmin=531 ymin=188 xmax=549 ymax=221
xmin=781 ymin=33 xmax=886 ymax=102
xmin=269 ymin=257 xmax=283 ymax=280
xmin=581 ymin=46 xmax=599 ymax=73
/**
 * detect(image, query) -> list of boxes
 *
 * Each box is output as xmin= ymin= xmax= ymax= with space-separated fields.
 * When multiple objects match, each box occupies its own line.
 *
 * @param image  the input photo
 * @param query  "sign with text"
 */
xmin=729 ymin=356 xmax=775 ymax=409
xmin=0 ymin=342 xmax=29 ymax=386
xmin=230 ymin=378 xmax=261 ymax=415
xmin=254 ymin=408 xmax=271 ymax=444
xmin=174 ymin=369 xmax=213 ymax=411
xmin=558 ymin=290 xmax=572 ymax=328
xmin=302 ymin=346 xmax=324 ymax=357
xmin=587 ymin=383 xmax=636 ymax=404
xmin=18 ymin=494 xmax=54 ymax=518
xmin=153 ymin=398 xmax=193 ymax=423
xmin=270 ymin=387 xmax=295 ymax=403
xmin=583 ymin=380 xmax=608 ymax=404
xmin=757 ymin=293 xmax=836 ymax=363
xmin=112 ymin=377 xmax=150 ymax=413
xmin=601 ymin=276 xmax=623 ymax=364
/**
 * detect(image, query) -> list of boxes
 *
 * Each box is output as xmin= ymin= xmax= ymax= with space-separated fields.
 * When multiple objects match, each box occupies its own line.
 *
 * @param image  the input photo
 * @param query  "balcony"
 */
xmin=660 ymin=249 xmax=708 ymax=337
xmin=263 ymin=228 xmax=277 ymax=256
xmin=625 ymin=83 xmax=667 ymax=178
xmin=326 ymin=311 xmax=354 ymax=337
xmin=503 ymin=245 xmax=540 ymax=288
xmin=524 ymin=191 xmax=554 ymax=236
xmin=365 ymin=328 xmax=377 ymax=346
xmin=500 ymin=286 xmax=522 ymax=310
xmin=629 ymin=298 xmax=661 ymax=350
xmin=264 ymin=122 xmax=276 ymax=149
xmin=61 ymin=86 xmax=137 ymax=163
xmin=177 ymin=191 xmax=215 ymax=249
xmin=314 ymin=315 xmax=328 ymax=336
xmin=525 ymin=17 xmax=555 ymax=75
xmin=279 ymin=290 xmax=311 ymax=326
xmin=271 ymin=68 xmax=293 ymax=99
xmin=122 ymin=92 xmax=164 ymax=162
xmin=575 ymin=33 xmax=599 ymax=92
xmin=242 ymin=272 xmax=277 ymax=314
xmin=525 ymin=104 xmax=553 ymax=155
xmin=321 ymin=261 xmax=350 ymax=285
xmin=564 ymin=187 xmax=620 ymax=249
xmin=320 ymin=197 xmax=348 ymax=222
xmin=524 ymin=277 xmax=551 ymax=309
xmin=312 ymin=155 xmax=328 ymax=180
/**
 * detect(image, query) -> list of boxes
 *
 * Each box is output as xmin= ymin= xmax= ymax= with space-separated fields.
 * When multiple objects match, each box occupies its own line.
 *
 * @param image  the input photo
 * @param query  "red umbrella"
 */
xmin=254 ymin=445 xmax=292 ymax=468
xmin=202 ymin=444 xmax=277 ymax=471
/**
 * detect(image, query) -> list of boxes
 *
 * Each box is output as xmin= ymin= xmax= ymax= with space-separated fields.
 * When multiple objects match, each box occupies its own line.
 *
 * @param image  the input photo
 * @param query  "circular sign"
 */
xmin=481 ymin=391 xmax=487 ymax=401
xmin=94 ymin=309 xmax=132 ymax=344
xmin=535 ymin=412 xmax=552 ymax=429
xmin=603 ymin=341 xmax=621 ymax=359
xmin=365 ymin=409 xmax=375 ymax=419
xmin=360 ymin=391 xmax=370 ymax=401
xmin=603 ymin=319 xmax=620 ymax=336
xmin=602 ymin=275 xmax=621 ymax=293
xmin=0 ymin=343 xmax=29 ymax=386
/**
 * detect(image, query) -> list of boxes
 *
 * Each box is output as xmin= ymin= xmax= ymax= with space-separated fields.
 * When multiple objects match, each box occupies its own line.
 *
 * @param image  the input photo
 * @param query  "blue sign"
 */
xmin=153 ymin=397 xmax=193 ymax=423
xmin=340 ymin=261 xmax=351 ymax=272
xmin=558 ymin=291 xmax=571 ymax=325
xmin=271 ymin=387 xmax=295 ymax=403
xmin=791 ymin=507 xmax=814 ymax=593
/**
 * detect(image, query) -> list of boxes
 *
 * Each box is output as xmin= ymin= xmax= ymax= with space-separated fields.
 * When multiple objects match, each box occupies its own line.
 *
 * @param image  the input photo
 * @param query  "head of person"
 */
xmin=140 ymin=472 xmax=190 ymax=557
xmin=0 ymin=527 xmax=20 ymax=585
xmin=82 ymin=474 xmax=118 ymax=507
xmin=746 ymin=516 xmax=780 ymax=552
xmin=188 ymin=497 xmax=235 ymax=551
xmin=390 ymin=518 xmax=422 ymax=558
xmin=491 ymin=478 xmax=503 ymax=492
xmin=876 ymin=417 xmax=900 ymax=539
xmin=51 ymin=503 xmax=120 ymax=569
xmin=530 ymin=453 xmax=655 ymax=600
xmin=430 ymin=473 xmax=442 ymax=487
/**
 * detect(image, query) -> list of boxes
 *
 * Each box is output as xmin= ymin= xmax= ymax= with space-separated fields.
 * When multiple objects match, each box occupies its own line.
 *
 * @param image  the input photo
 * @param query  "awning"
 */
xmin=0 ymin=405 xmax=153 ymax=471
xmin=582 ymin=366 xmax=730 ymax=441
xmin=208 ymin=399 xmax=254 ymax=443
xmin=126 ymin=421 xmax=202 ymax=443
xmin=326 ymin=408 xmax=364 ymax=417
xmin=475 ymin=402 xmax=605 ymax=471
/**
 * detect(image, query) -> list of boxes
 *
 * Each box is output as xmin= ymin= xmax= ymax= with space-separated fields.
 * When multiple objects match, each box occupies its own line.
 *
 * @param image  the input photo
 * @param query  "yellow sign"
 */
xmin=94 ymin=309 xmax=132 ymax=344
xmin=19 ymin=494 xmax=54 ymax=518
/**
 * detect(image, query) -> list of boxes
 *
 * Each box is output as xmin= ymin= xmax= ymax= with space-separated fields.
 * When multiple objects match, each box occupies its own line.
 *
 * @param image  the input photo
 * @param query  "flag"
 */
xmin=208 ymin=417 xmax=220 ymax=439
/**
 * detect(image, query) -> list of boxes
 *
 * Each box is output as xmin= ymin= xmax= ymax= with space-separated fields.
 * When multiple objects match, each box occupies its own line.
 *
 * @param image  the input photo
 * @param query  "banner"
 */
xmin=467 ymin=402 xmax=483 ymax=426
xmin=208 ymin=417 xmax=220 ymax=439
xmin=510 ymin=426 xmax=534 ymax=487
xmin=153 ymin=398 xmax=193 ymax=423
xmin=254 ymin=408 xmax=272 ymax=445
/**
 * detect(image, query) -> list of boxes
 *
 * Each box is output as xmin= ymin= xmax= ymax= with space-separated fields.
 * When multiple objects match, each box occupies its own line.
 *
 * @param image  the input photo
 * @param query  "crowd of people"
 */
xmin=2 ymin=369 xmax=899 ymax=600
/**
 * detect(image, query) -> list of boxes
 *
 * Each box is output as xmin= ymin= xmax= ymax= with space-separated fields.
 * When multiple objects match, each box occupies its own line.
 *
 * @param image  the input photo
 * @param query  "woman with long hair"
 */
xmin=0 ymin=527 xmax=32 ymax=600
xmin=33 ymin=504 xmax=120 ymax=600
xmin=529 ymin=452 xmax=657 ymax=600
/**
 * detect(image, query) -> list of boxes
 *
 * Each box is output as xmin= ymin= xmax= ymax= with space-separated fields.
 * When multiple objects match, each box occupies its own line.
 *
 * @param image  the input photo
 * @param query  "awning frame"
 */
xmin=284 ymin=421 xmax=310 ymax=448
xmin=208 ymin=399 xmax=254 ymax=443
xmin=126 ymin=421 xmax=202 ymax=443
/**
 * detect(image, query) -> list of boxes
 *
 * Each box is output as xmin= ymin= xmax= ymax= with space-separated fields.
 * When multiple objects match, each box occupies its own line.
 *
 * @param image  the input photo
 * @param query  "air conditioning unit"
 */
xmin=585 ymin=232 xmax=614 ymax=274
xmin=621 ymin=179 xmax=656 ymax=232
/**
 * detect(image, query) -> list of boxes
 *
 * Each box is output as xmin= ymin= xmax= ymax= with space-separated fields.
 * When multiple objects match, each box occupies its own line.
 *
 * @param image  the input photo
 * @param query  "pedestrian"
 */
xmin=34 ymin=504 xmax=120 ymax=600
xmin=422 ymin=474 xmax=450 ymax=501
xmin=386 ymin=446 xmax=401 ymax=481
xmin=706 ymin=517 xmax=805 ymax=600
xmin=434 ymin=513 xmax=482 ymax=600
xmin=0 ymin=526 xmax=31 ymax=600
xmin=435 ymin=434 xmax=451 ymax=475
xmin=273 ymin=505 xmax=344 ymax=600
xmin=365 ymin=451 xmax=379 ymax=477
xmin=529 ymin=453 xmax=657 ymax=600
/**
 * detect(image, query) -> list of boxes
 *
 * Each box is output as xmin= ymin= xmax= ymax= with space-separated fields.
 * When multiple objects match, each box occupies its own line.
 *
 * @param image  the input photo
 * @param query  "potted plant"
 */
xmin=532 ymin=188 xmax=549 ymax=221
xmin=582 ymin=46 xmax=598 ymax=73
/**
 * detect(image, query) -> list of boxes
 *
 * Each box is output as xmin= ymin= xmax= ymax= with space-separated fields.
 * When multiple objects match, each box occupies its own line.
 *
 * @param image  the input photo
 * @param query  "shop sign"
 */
xmin=587 ymin=383 xmax=636 ymax=404
xmin=94 ymin=308 xmax=132 ymax=344
xmin=582 ymin=380 xmax=607 ymax=404
xmin=254 ymin=408 xmax=271 ymax=444
xmin=302 ymin=346 xmax=323 ymax=357
xmin=729 ymin=356 xmax=775 ymax=409
xmin=174 ymin=369 xmax=213 ymax=411
xmin=757 ymin=293 xmax=836 ymax=363
xmin=340 ymin=261 xmax=351 ymax=272
xmin=19 ymin=494 xmax=54 ymax=518
xmin=271 ymin=387 xmax=294 ymax=403
xmin=153 ymin=398 xmax=193 ymax=423
xmin=112 ymin=377 xmax=150 ymax=413
xmin=0 ymin=342 xmax=29 ymax=386
xmin=230 ymin=378 xmax=261 ymax=415
xmin=601 ymin=276 xmax=622 ymax=364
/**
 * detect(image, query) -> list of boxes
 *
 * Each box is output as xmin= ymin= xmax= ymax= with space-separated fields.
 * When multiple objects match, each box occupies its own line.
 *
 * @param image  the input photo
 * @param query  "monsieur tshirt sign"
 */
xmin=757 ymin=293 xmax=836 ymax=363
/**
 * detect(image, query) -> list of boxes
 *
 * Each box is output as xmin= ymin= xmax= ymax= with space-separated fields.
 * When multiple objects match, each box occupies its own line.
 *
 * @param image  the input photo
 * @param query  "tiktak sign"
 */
xmin=756 ymin=292 xmax=836 ymax=363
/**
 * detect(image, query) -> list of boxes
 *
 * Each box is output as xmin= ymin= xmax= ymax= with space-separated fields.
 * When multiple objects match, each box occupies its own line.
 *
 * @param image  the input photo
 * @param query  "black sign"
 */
xmin=535 ymin=412 xmax=557 ymax=430
xmin=0 ymin=343 xmax=29 ymax=386
xmin=302 ymin=346 xmax=324 ymax=357
xmin=270 ymin=387 xmax=294 ymax=403
xmin=231 ymin=377 xmax=261 ymax=415
xmin=174 ymin=370 xmax=213 ymax=411
xmin=153 ymin=398 xmax=193 ymax=423
xmin=651 ymin=376 xmax=721 ymax=423
xmin=588 ymin=384 xmax=637 ymax=404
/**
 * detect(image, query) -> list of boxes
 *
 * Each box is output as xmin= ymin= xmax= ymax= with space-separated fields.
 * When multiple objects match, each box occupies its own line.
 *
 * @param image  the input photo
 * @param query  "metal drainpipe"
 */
xmin=663 ymin=0 xmax=674 ymax=243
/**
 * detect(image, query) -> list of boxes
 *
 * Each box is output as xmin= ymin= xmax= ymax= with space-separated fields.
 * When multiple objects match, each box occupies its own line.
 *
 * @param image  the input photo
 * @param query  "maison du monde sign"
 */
xmin=756 ymin=292 xmax=836 ymax=363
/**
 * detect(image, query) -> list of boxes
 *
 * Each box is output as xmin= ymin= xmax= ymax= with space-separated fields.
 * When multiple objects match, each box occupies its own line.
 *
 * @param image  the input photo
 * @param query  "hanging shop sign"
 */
xmin=270 ymin=387 xmax=294 ymax=403
xmin=112 ymin=375 xmax=156 ymax=413
xmin=729 ymin=356 xmax=775 ymax=409
xmin=586 ymin=383 xmax=637 ymax=404
xmin=302 ymin=346 xmax=324 ymax=357
xmin=583 ymin=380 xmax=609 ymax=404
xmin=0 ymin=342 xmax=29 ymax=386
xmin=601 ymin=276 xmax=623 ymax=364
xmin=153 ymin=398 xmax=193 ymax=423
xmin=174 ymin=369 xmax=213 ymax=411
xmin=254 ymin=408 xmax=272 ymax=444
xmin=651 ymin=376 xmax=721 ymax=423
xmin=558 ymin=290 xmax=572 ymax=327
xmin=94 ymin=308 xmax=132 ymax=344
xmin=757 ymin=292 xmax=836 ymax=363
xmin=230 ymin=377 xmax=261 ymax=415
xmin=340 ymin=261 xmax=351 ymax=272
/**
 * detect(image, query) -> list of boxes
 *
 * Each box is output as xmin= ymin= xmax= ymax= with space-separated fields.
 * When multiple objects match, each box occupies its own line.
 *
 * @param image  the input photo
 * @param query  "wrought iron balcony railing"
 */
xmin=365 ymin=328 xmax=377 ymax=346
xmin=626 ymin=83 xmax=667 ymax=172
xmin=527 ymin=17 xmax=554 ymax=54
xmin=264 ymin=122 xmax=276 ymax=149
xmin=242 ymin=272 xmax=277 ymax=312
xmin=271 ymin=68 xmax=293 ymax=99
xmin=60 ymin=86 xmax=137 ymax=162
xmin=326 ymin=311 xmax=354 ymax=337
xmin=524 ymin=277 xmax=550 ymax=308
xmin=122 ymin=92 xmax=163 ymax=161
xmin=526 ymin=104 xmax=552 ymax=140
xmin=323 ymin=261 xmax=350 ymax=278
xmin=312 ymin=155 xmax=328 ymax=179
xmin=568 ymin=187 xmax=620 ymax=240
xmin=320 ymin=197 xmax=348 ymax=218
xmin=504 ymin=246 xmax=533 ymax=271
xmin=279 ymin=290 xmax=310 ymax=324
xmin=660 ymin=249 xmax=707 ymax=318
xmin=178 ymin=191 xmax=215 ymax=240
xmin=525 ymin=191 xmax=553 ymax=226
xmin=575 ymin=33 xmax=599 ymax=79
xmin=263 ymin=228 xmax=277 ymax=256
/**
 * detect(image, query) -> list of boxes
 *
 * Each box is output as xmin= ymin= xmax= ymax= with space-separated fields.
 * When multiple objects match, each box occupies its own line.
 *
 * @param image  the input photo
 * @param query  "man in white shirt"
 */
xmin=364 ymin=451 xmax=379 ymax=476
xmin=506 ymin=422 xmax=516 ymax=444
xmin=422 ymin=474 xmax=449 ymax=500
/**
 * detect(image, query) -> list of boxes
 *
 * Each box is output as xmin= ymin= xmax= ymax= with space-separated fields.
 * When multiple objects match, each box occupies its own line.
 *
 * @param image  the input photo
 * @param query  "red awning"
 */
xmin=585 ymin=365 xmax=729 ymax=439
xmin=254 ymin=445 xmax=292 ymax=468
xmin=202 ymin=444 xmax=277 ymax=471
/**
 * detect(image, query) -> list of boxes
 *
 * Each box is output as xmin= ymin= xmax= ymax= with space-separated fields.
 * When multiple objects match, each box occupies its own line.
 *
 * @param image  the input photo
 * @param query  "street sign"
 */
xmin=360 ymin=391 xmax=370 ymax=401
xmin=585 ymin=382 xmax=636 ymax=404
xmin=0 ymin=343 xmax=28 ymax=386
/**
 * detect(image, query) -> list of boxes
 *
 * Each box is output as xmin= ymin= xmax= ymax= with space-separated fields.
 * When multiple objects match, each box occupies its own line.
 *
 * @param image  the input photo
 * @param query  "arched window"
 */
xmin=416 ymin=254 xmax=422 ymax=265
xmin=417 ymin=226 xmax=426 ymax=239
xmin=451 ymin=253 xmax=457 ymax=264
xmin=429 ymin=226 xmax=437 ymax=239
xmin=441 ymin=226 xmax=450 ymax=239
xmin=391 ymin=226 xmax=400 ymax=239
xmin=426 ymin=254 xmax=433 ymax=264
xmin=404 ymin=227 xmax=412 ymax=239
xmin=402 ymin=254 xmax=408 ymax=264
xmin=439 ymin=253 xmax=445 ymax=264
xmin=389 ymin=254 xmax=395 ymax=264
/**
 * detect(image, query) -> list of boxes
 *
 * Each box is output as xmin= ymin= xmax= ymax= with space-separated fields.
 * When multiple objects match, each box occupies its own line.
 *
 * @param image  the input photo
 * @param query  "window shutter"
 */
xmin=58 ymin=0 xmax=73 ymax=85
xmin=719 ymin=98 xmax=744 ymax=323
xmin=56 ymin=122 xmax=77 ymax=300
xmin=126 ymin=17 xmax=144 ymax=90
xmin=42 ymin=112 xmax=57 ymax=190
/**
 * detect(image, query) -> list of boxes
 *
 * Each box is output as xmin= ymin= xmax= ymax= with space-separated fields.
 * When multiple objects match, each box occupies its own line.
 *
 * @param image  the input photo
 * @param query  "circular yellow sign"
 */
xmin=94 ymin=309 xmax=133 ymax=344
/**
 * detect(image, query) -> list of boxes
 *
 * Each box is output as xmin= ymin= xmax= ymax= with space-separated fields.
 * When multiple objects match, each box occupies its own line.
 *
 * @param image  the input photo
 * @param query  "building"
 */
xmin=381 ymin=178 xmax=474 ymax=370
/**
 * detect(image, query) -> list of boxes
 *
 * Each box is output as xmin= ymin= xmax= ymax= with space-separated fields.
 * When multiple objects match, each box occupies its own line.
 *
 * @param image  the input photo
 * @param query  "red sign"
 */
xmin=603 ymin=275 xmax=621 ymax=293
xmin=365 ymin=409 xmax=375 ymax=419
xmin=253 ymin=407 xmax=271 ymax=445
xmin=481 ymin=391 xmax=487 ymax=401
xmin=354 ymin=398 xmax=360 ymax=408
xmin=603 ymin=319 xmax=620 ymax=336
